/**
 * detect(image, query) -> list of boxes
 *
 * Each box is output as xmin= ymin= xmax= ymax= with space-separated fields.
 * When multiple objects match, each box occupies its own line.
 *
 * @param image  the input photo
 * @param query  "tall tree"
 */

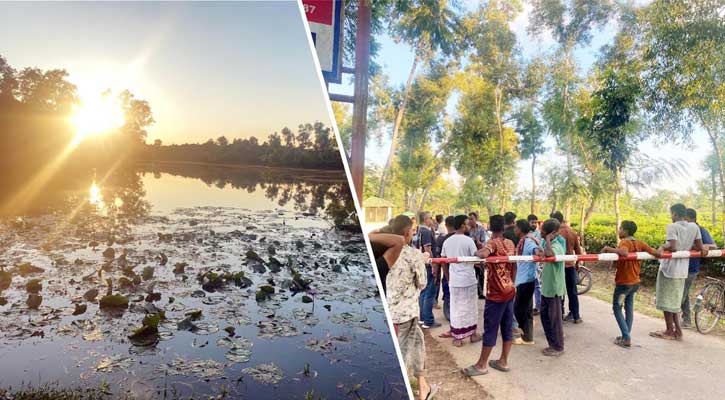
xmin=640 ymin=0 xmax=725 ymax=237
xmin=529 ymin=0 xmax=615 ymax=218
xmin=377 ymin=0 xmax=460 ymax=198
xmin=515 ymin=104 xmax=545 ymax=214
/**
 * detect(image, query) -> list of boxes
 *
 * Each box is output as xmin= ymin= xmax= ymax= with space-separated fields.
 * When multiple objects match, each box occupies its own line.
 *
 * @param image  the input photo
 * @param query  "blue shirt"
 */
xmin=515 ymin=237 xmax=539 ymax=286
xmin=689 ymin=225 xmax=714 ymax=273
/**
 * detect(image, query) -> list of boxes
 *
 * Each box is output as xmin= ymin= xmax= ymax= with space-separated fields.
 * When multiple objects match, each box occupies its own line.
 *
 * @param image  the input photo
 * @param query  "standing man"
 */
xmin=651 ymin=203 xmax=706 ymax=341
xmin=434 ymin=216 xmax=456 ymax=334
xmin=442 ymin=215 xmax=482 ymax=347
xmin=513 ymin=219 xmax=539 ymax=345
xmin=550 ymin=211 xmax=583 ymax=323
xmin=528 ymin=214 xmax=542 ymax=314
xmin=383 ymin=215 xmax=439 ymax=400
xmin=503 ymin=212 xmax=519 ymax=246
xmin=468 ymin=212 xmax=488 ymax=299
xmin=435 ymin=214 xmax=447 ymax=236
xmin=417 ymin=212 xmax=440 ymax=329
xmin=681 ymin=208 xmax=716 ymax=328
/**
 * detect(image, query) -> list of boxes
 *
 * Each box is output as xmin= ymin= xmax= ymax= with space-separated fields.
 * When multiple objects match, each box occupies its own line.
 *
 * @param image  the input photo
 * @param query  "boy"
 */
xmin=537 ymin=219 xmax=566 ymax=356
xmin=513 ymin=219 xmax=539 ymax=345
xmin=602 ymin=220 xmax=661 ymax=348
xmin=463 ymin=215 xmax=516 ymax=376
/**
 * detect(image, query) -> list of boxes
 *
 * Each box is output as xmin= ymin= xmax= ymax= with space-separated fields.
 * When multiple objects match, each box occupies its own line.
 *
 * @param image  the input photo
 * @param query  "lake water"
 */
xmin=0 ymin=163 xmax=406 ymax=399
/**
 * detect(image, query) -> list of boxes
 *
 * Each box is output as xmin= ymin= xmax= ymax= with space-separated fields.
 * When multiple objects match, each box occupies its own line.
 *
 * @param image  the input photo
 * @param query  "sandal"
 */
xmin=469 ymin=334 xmax=482 ymax=343
xmin=422 ymin=383 xmax=440 ymax=400
xmin=488 ymin=359 xmax=510 ymax=372
xmin=649 ymin=331 xmax=677 ymax=341
xmin=438 ymin=331 xmax=452 ymax=338
xmin=614 ymin=337 xmax=631 ymax=348
xmin=462 ymin=365 xmax=488 ymax=377
xmin=452 ymin=339 xmax=463 ymax=347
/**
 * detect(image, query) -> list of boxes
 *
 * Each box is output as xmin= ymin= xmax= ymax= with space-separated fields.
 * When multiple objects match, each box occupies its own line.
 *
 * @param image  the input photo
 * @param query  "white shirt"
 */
xmin=437 ymin=225 xmax=448 ymax=236
xmin=441 ymin=234 xmax=478 ymax=288
xmin=659 ymin=221 xmax=702 ymax=279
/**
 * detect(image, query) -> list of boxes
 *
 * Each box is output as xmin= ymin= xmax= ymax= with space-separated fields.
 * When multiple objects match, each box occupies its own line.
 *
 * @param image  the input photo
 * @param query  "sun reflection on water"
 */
xmin=89 ymin=181 xmax=105 ymax=209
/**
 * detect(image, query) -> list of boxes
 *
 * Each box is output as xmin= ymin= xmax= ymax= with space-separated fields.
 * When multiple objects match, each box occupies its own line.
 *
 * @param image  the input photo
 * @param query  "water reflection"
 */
xmin=1 ymin=163 xmax=358 ymax=228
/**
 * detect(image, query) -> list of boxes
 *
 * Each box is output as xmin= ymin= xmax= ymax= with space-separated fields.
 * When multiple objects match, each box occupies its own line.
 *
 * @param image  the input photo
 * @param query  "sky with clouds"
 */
xmin=328 ymin=0 xmax=710 ymax=197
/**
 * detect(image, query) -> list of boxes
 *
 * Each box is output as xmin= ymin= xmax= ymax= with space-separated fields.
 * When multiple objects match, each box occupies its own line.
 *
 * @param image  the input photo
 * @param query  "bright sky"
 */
xmin=0 ymin=1 xmax=330 ymax=145
xmin=329 ymin=1 xmax=710 ymax=197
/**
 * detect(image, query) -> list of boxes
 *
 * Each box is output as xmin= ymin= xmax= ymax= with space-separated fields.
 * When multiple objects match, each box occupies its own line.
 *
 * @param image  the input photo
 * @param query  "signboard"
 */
xmin=302 ymin=0 xmax=343 ymax=84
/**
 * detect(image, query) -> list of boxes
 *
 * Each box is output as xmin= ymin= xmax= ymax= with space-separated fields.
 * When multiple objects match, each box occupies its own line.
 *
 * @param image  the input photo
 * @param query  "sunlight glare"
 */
xmin=89 ymin=181 xmax=105 ymax=209
xmin=71 ymin=94 xmax=125 ymax=143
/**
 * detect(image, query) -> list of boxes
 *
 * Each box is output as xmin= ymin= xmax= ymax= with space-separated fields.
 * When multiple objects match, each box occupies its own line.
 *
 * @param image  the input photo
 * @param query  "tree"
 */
xmin=515 ymin=104 xmax=545 ymax=214
xmin=377 ymin=0 xmax=461 ymax=198
xmin=529 ymin=0 xmax=616 ymax=218
xmin=280 ymin=126 xmax=295 ymax=148
xmin=640 ymin=0 xmax=725 ymax=237
xmin=216 ymin=136 xmax=229 ymax=147
xmin=584 ymin=67 xmax=641 ymax=240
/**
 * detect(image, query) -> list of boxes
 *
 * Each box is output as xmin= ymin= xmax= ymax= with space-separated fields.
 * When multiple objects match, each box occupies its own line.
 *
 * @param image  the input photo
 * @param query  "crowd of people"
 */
xmin=369 ymin=204 xmax=716 ymax=400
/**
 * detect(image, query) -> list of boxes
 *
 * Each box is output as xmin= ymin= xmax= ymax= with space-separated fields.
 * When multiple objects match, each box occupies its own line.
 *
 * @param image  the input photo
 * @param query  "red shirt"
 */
xmin=484 ymin=237 xmax=516 ymax=302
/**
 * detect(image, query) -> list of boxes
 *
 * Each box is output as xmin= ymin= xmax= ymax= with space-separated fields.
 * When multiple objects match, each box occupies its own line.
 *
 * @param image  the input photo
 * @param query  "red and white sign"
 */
xmin=302 ymin=0 xmax=343 ymax=83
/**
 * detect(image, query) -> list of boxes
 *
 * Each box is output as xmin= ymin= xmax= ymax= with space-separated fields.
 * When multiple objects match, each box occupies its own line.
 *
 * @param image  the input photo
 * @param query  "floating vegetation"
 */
xmin=0 ymin=197 xmax=400 ymax=398
xmin=128 ymin=312 xmax=164 ymax=347
xmin=159 ymin=358 xmax=225 ymax=379
xmin=95 ymin=354 xmax=132 ymax=373
xmin=242 ymin=363 xmax=284 ymax=385
xmin=257 ymin=318 xmax=301 ymax=339
xmin=98 ymin=294 xmax=128 ymax=309
xmin=329 ymin=312 xmax=372 ymax=330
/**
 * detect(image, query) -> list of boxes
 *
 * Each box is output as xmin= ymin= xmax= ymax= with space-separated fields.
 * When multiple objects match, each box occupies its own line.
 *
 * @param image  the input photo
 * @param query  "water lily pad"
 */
xmin=257 ymin=318 xmax=300 ymax=339
xmin=242 ymin=363 xmax=284 ymax=384
xmin=159 ymin=358 xmax=225 ymax=379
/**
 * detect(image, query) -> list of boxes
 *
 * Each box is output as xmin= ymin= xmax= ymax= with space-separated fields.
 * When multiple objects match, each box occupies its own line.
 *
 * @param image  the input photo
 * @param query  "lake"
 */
xmin=0 ymin=163 xmax=406 ymax=399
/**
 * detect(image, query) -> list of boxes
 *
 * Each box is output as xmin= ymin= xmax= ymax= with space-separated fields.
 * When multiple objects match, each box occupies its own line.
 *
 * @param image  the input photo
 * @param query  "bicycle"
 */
xmin=694 ymin=276 xmax=725 ymax=334
xmin=577 ymin=266 xmax=593 ymax=295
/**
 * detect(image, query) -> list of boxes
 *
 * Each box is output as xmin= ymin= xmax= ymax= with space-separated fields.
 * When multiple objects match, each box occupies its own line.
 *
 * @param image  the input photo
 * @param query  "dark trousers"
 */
xmin=541 ymin=295 xmax=564 ymax=351
xmin=561 ymin=267 xmax=581 ymax=319
xmin=475 ymin=264 xmax=485 ymax=298
xmin=442 ymin=276 xmax=450 ymax=321
xmin=514 ymin=281 xmax=536 ymax=342
xmin=418 ymin=265 xmax=436 ymax=325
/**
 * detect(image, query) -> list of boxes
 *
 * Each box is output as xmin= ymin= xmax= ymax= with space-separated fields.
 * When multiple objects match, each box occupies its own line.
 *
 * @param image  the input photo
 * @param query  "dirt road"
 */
xmin=426 ymin=295 xmax=725 ymax=400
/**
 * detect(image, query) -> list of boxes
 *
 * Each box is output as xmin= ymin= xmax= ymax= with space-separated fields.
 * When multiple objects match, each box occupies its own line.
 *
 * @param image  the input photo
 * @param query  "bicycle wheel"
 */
xmin=694 ymin=282 xmax=723 ymax=334
xmin=577 ymin=268 xmax=593 ymax=295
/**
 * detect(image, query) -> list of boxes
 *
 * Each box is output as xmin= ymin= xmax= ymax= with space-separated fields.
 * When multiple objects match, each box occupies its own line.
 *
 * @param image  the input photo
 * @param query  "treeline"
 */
xmin=144 ymin=122 xmax=342 ymax=170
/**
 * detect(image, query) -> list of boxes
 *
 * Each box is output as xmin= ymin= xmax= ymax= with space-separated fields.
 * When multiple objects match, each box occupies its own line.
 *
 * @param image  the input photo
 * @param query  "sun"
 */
xmin=70 ymin=93 xmax=125 ymax=142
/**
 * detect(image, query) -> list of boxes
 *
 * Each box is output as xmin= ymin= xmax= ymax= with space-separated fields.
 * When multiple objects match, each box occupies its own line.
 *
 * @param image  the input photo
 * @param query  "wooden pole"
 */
xmin=350 ymin=0 xmax=371 ymax=205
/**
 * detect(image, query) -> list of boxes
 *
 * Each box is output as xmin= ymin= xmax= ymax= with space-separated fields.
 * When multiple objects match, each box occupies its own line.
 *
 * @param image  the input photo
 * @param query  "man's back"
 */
xmin=442 ymin=234 xmax=477 ymax=288
xmin=660 ymin=221 xmax=701 ymax=278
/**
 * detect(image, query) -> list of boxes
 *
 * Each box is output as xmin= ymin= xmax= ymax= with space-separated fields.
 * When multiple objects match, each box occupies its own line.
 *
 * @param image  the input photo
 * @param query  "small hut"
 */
xmin=362 ymin=196 xmax=394 ymax=230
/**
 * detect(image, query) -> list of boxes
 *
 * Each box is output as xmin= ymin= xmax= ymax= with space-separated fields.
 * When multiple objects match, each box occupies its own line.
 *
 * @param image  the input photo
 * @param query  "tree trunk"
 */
xmin=530 ymin=154 xmax=536 ymax=214
xmin=579 ymin=205 xmax=586 ymax=248
xmin=704 ymin=124 xmax=725 ymax=241
xmin=378 ymin=53 xmax=419 ymax=198
xmin=712 ymin=169 xmax=717 ymax=226
xmin=550 ymin=187 xmax=557 ymax=215
xmin=583 ymin=197 xmax=596 ymax=227
xmin=614 ymin=169 xmax=622 ymax=245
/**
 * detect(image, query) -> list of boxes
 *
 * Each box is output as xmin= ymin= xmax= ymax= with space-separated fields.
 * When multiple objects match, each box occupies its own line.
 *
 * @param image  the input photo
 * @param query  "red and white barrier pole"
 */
xmin=430 ymin=249 xmax=724 ymax=264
